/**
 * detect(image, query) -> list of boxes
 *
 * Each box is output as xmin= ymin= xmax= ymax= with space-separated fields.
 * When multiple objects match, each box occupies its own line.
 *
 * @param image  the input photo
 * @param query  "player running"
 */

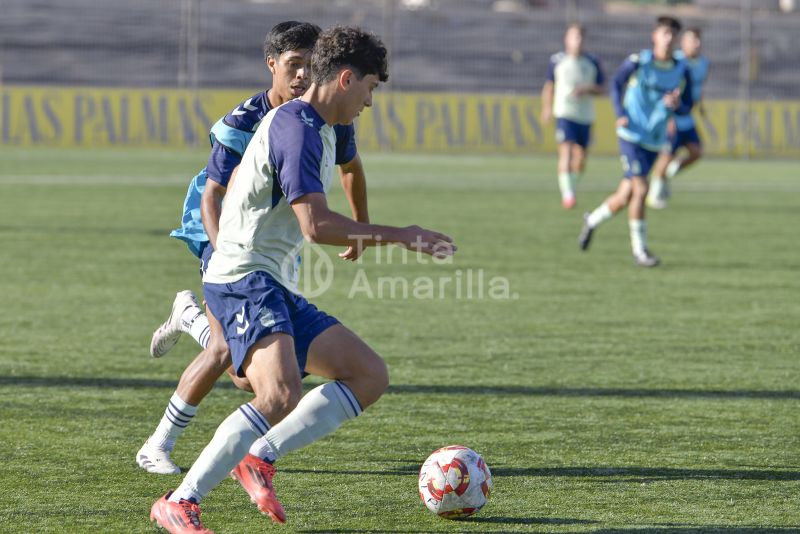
xmin=137 ymin=22 xmax=369 ymax=477
xmin=540 ymin=23 xmax=605 ymax=209
xmin=647 ymin=26 xmax=709 ymax=209
xmin=150 ymin=25 xmax=455 ymax=532
xmin=578 ymin=15 xmax=692 ymax=267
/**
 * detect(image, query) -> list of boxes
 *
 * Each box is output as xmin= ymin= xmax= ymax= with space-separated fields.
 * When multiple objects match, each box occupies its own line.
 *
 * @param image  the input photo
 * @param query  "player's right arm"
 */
xmin=540 ymin=56 xmax=556 ymax=124
xmin=202 ymin=143 xmax=242 ymax=249
xmin=290 ymin=192 xmax=455 ymax=259
xmin=611 ymin=55 xmax=639 ymax=128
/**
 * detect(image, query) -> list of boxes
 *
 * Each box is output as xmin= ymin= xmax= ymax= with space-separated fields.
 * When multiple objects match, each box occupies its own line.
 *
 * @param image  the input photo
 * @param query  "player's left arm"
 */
xmin=698 ymin=63 xmax=709 ymax=117
xmin=337 ymin=152 xmax=370 ymax=261
xmin=673 ymin=68 xmax=694 ymax=115
xmin=338 ymin=153 xmax=369 ymax=223
xmin=575 ymin=55 xmax=606 ymax=96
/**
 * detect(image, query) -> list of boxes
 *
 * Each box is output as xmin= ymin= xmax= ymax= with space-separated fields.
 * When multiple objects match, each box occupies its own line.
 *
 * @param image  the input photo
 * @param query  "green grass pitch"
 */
xmin=0 ymin=147 xmax=798 ymax=533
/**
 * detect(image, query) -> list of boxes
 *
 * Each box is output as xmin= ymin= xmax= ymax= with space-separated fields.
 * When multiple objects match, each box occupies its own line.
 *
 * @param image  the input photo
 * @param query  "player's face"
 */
xmin=564 ymin=27 xmax=584 ymax=54
xmin=268 ymin=48 xmax=312 ymax=102
xmin=652 ymin=26 xmax=677 ymax=57
xmin=341 ymin=72 xmax=380 ymax=124
xmin=681 ymin=32 xmax=701 ymax=58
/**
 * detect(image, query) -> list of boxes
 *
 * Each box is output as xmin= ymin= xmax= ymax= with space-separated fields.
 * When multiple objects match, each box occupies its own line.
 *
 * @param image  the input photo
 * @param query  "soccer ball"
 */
xmin=418 ymin=445 xmax=492 ymax=519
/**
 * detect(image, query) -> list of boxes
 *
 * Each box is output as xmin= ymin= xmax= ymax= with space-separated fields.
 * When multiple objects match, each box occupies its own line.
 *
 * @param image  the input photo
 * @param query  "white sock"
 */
xmin=150 ymin=392 xmax=198 ymax=451
xmin=665 ymin=159 xmax=681 ymax=179
xmin=186 ymin=313 xmax=211 ymax=349
xmin=586 ymin=203 xmax=613 ymax=228
xmin=170 ymin=403 xmax=270 ymax=504
xmin=253 ymin=381 xmax=362 ymax=462
xmin=629 ymin=219 xmax=647 ymax=256
xmin=648 ymin=177 xmax=664 ymax=199
xmin=558 ymin=172 xmax=575 ymax=200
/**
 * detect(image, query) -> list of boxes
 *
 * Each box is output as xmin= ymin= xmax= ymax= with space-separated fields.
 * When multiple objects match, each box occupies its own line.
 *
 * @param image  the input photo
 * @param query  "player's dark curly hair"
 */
xmin=309 ymin=26 xmax=389 ymax=85
xmin=263 ymin=21 xmax=321 ymax=60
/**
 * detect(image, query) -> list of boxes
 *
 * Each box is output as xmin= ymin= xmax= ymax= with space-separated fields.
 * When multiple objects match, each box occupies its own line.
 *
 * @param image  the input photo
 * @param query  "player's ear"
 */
xmin=338 ymin=69 xmax=354 ymax=91
xmin=266 ymin=56 xmax=277 ymax=75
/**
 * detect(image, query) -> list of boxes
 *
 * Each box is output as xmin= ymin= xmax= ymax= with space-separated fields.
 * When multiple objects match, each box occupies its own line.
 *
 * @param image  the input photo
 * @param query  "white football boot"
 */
xmin=149 ymin=290 xmax=201 ymax=358
xmin=136 ymin=439 xmax=180 ymax=475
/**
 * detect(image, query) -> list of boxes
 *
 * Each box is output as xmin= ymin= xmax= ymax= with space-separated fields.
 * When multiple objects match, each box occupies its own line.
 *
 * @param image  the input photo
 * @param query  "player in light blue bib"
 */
xmin=540 ymin=23 xmax=605 ymax=209
xmin=648 ymin=27 xmax=709 ymax=209
xmin=579 ymin=16 xmax=692 ymax=267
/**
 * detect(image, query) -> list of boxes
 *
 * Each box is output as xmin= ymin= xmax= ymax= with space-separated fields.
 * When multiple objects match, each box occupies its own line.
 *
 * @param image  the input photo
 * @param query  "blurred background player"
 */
xmin=137 ymin=21 xmax=371 ymax=476
xmin=578 ymin=15 xmax=692 ymax=267
xmin=540 ymin=23 xmax=605 ymax=209
xmin=150 ymin=25 xmax=456 ymax=532
xmin=648 ymin=27 xmax=709 ymax=209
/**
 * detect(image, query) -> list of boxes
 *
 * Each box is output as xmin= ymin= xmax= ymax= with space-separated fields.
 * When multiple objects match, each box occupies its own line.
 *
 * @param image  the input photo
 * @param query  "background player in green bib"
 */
xmin=648 ymin=27 xmax=709 ymax=209
xmin=578 ymin=16 xmax=692 ymax=267
xmin=540 ymin=23 xmax=605 ymax=209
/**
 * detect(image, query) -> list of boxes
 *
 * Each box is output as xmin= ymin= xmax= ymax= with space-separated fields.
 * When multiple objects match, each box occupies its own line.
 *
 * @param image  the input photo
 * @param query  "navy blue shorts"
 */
xmin=556 ymin=118 xmax=591 ymax=148
xmin=669 ymin=126 xmax=702 ymax=154
xmin=203 ymin=271 xmax=339 ymax=377
xmin=618 ymin=138 xmax=658 ymax=179
xmin=199 ymin=242 xmax=213 ymax=279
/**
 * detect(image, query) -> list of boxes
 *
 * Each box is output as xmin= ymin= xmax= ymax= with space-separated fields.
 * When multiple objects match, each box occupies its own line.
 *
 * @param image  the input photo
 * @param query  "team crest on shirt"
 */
xmin=259 ymin=307 xmax=277 ymax=328
xmin=300 ymin=110 xmax=315 ymax=128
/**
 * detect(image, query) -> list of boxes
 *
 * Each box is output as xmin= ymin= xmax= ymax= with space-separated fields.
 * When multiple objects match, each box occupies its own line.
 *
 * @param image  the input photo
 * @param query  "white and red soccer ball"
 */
xmin=418 ymin=445 xmax=492 ymax=519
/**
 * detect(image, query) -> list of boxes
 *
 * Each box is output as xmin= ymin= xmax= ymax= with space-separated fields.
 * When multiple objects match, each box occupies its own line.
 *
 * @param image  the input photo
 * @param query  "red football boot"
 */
xmin=230 ymin=454 xmax=287 ymax=524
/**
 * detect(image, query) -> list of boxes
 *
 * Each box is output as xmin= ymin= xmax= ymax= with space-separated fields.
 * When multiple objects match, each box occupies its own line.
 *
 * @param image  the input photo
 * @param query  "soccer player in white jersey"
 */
xmin=149 ymin=26 xmax=455 ymax=533
xmin=648 ymin=27 xmax=709 ymax=209
xmin=540 ymin=23 xmax=605 ymax=209
xmin=137 ymin=22 xmax=369 ymax=480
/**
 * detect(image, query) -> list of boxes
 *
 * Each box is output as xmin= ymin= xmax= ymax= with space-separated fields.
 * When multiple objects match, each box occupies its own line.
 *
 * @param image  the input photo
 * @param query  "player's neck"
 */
xmin=266 ymin=89 xmax=289 ymax=109
xmin=653 ymin=48 xmax=672 ymax=61
xmin=300 ymin=84 xmax=340 ymax=126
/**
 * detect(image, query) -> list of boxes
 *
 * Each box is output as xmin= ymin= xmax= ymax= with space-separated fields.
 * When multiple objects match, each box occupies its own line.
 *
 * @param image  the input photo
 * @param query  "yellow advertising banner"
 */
xmin=2 ymin=85 xmax=800 ymax=157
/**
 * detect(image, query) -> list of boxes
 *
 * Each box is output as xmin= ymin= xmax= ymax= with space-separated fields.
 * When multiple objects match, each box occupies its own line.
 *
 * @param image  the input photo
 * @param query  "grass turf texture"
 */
xmin=0 ymin=147 xmax=798 ymax=533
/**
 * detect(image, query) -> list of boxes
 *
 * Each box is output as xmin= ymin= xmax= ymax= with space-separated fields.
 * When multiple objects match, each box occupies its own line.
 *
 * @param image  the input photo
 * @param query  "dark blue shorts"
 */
xmin=618 ymin=138 xmax=658 ymax=179
xmin=199 ymin=242 xmax=213 ymax=279
xmin=556 ymin=118 xmax=591 ymax=148
xmin=670 ymin=126 xmax=702 ymax=154
xmin=203 ymin=271 xmax=339 ymax=377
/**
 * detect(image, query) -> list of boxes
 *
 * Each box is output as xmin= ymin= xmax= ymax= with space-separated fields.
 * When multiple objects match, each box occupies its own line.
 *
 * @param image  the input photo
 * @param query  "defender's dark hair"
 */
xmin=263 ymin=21 xmax=322 ymax=60
xmin=685 ymin=26 xmax=702 ymax=38
xmin=566 ymin=23 xmax=585 ymax=34
xmin=309 ymin=26 xmax=389 ymax=85
xmin=655 ymin=15 xmax=682 ymax=33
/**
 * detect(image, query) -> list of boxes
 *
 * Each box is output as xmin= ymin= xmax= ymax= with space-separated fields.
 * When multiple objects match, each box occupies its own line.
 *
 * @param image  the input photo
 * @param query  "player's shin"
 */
xmin=171 ymin=403 xmax=270 ymax=503
xmin=251 ymin=381 xmax=362 ymax=462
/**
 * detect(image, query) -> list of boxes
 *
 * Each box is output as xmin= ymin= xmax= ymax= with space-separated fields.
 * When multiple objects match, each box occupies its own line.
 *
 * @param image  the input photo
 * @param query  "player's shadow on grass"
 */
xmin=576 ymin=528 xmax=800 ymax=534
xmin=489 ymin=466 xmax=800 ymax=482
xmin=3 ymin=376 xmax=800 ymax=401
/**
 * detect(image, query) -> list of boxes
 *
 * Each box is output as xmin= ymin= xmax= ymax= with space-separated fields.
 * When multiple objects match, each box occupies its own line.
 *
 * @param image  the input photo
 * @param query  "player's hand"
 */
xmin=616 ymin=116 xmax=629 ymax=128
xmin=663 ymin=89 xmax=681 ymax=109
xmin=402 ymin=226 xmax=457 ymax=259
xmin=338 ymin=245 xmax=364 ymax=262
xmin=540 ymin=109 xmax=553 ymax=124
xmin=571 ymin=86 xmax=587 ymax=97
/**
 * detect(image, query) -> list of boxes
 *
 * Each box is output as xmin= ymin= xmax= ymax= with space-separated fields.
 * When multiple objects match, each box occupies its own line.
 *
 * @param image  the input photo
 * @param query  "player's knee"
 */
xmin=206 ymin=338 xmax=231 ymax=371
xmin=257 ymin=379 xmax=303 ymax=419
xmin=227 ymin=367 xmax=254 ymax=392
xmin=367 ymin=354 xmax=390 ymax=394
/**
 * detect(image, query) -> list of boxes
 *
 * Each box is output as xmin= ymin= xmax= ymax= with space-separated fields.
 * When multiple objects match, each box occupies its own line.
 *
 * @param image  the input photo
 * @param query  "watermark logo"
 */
xmin=284 ymin=234 xmax=517 ymax=301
